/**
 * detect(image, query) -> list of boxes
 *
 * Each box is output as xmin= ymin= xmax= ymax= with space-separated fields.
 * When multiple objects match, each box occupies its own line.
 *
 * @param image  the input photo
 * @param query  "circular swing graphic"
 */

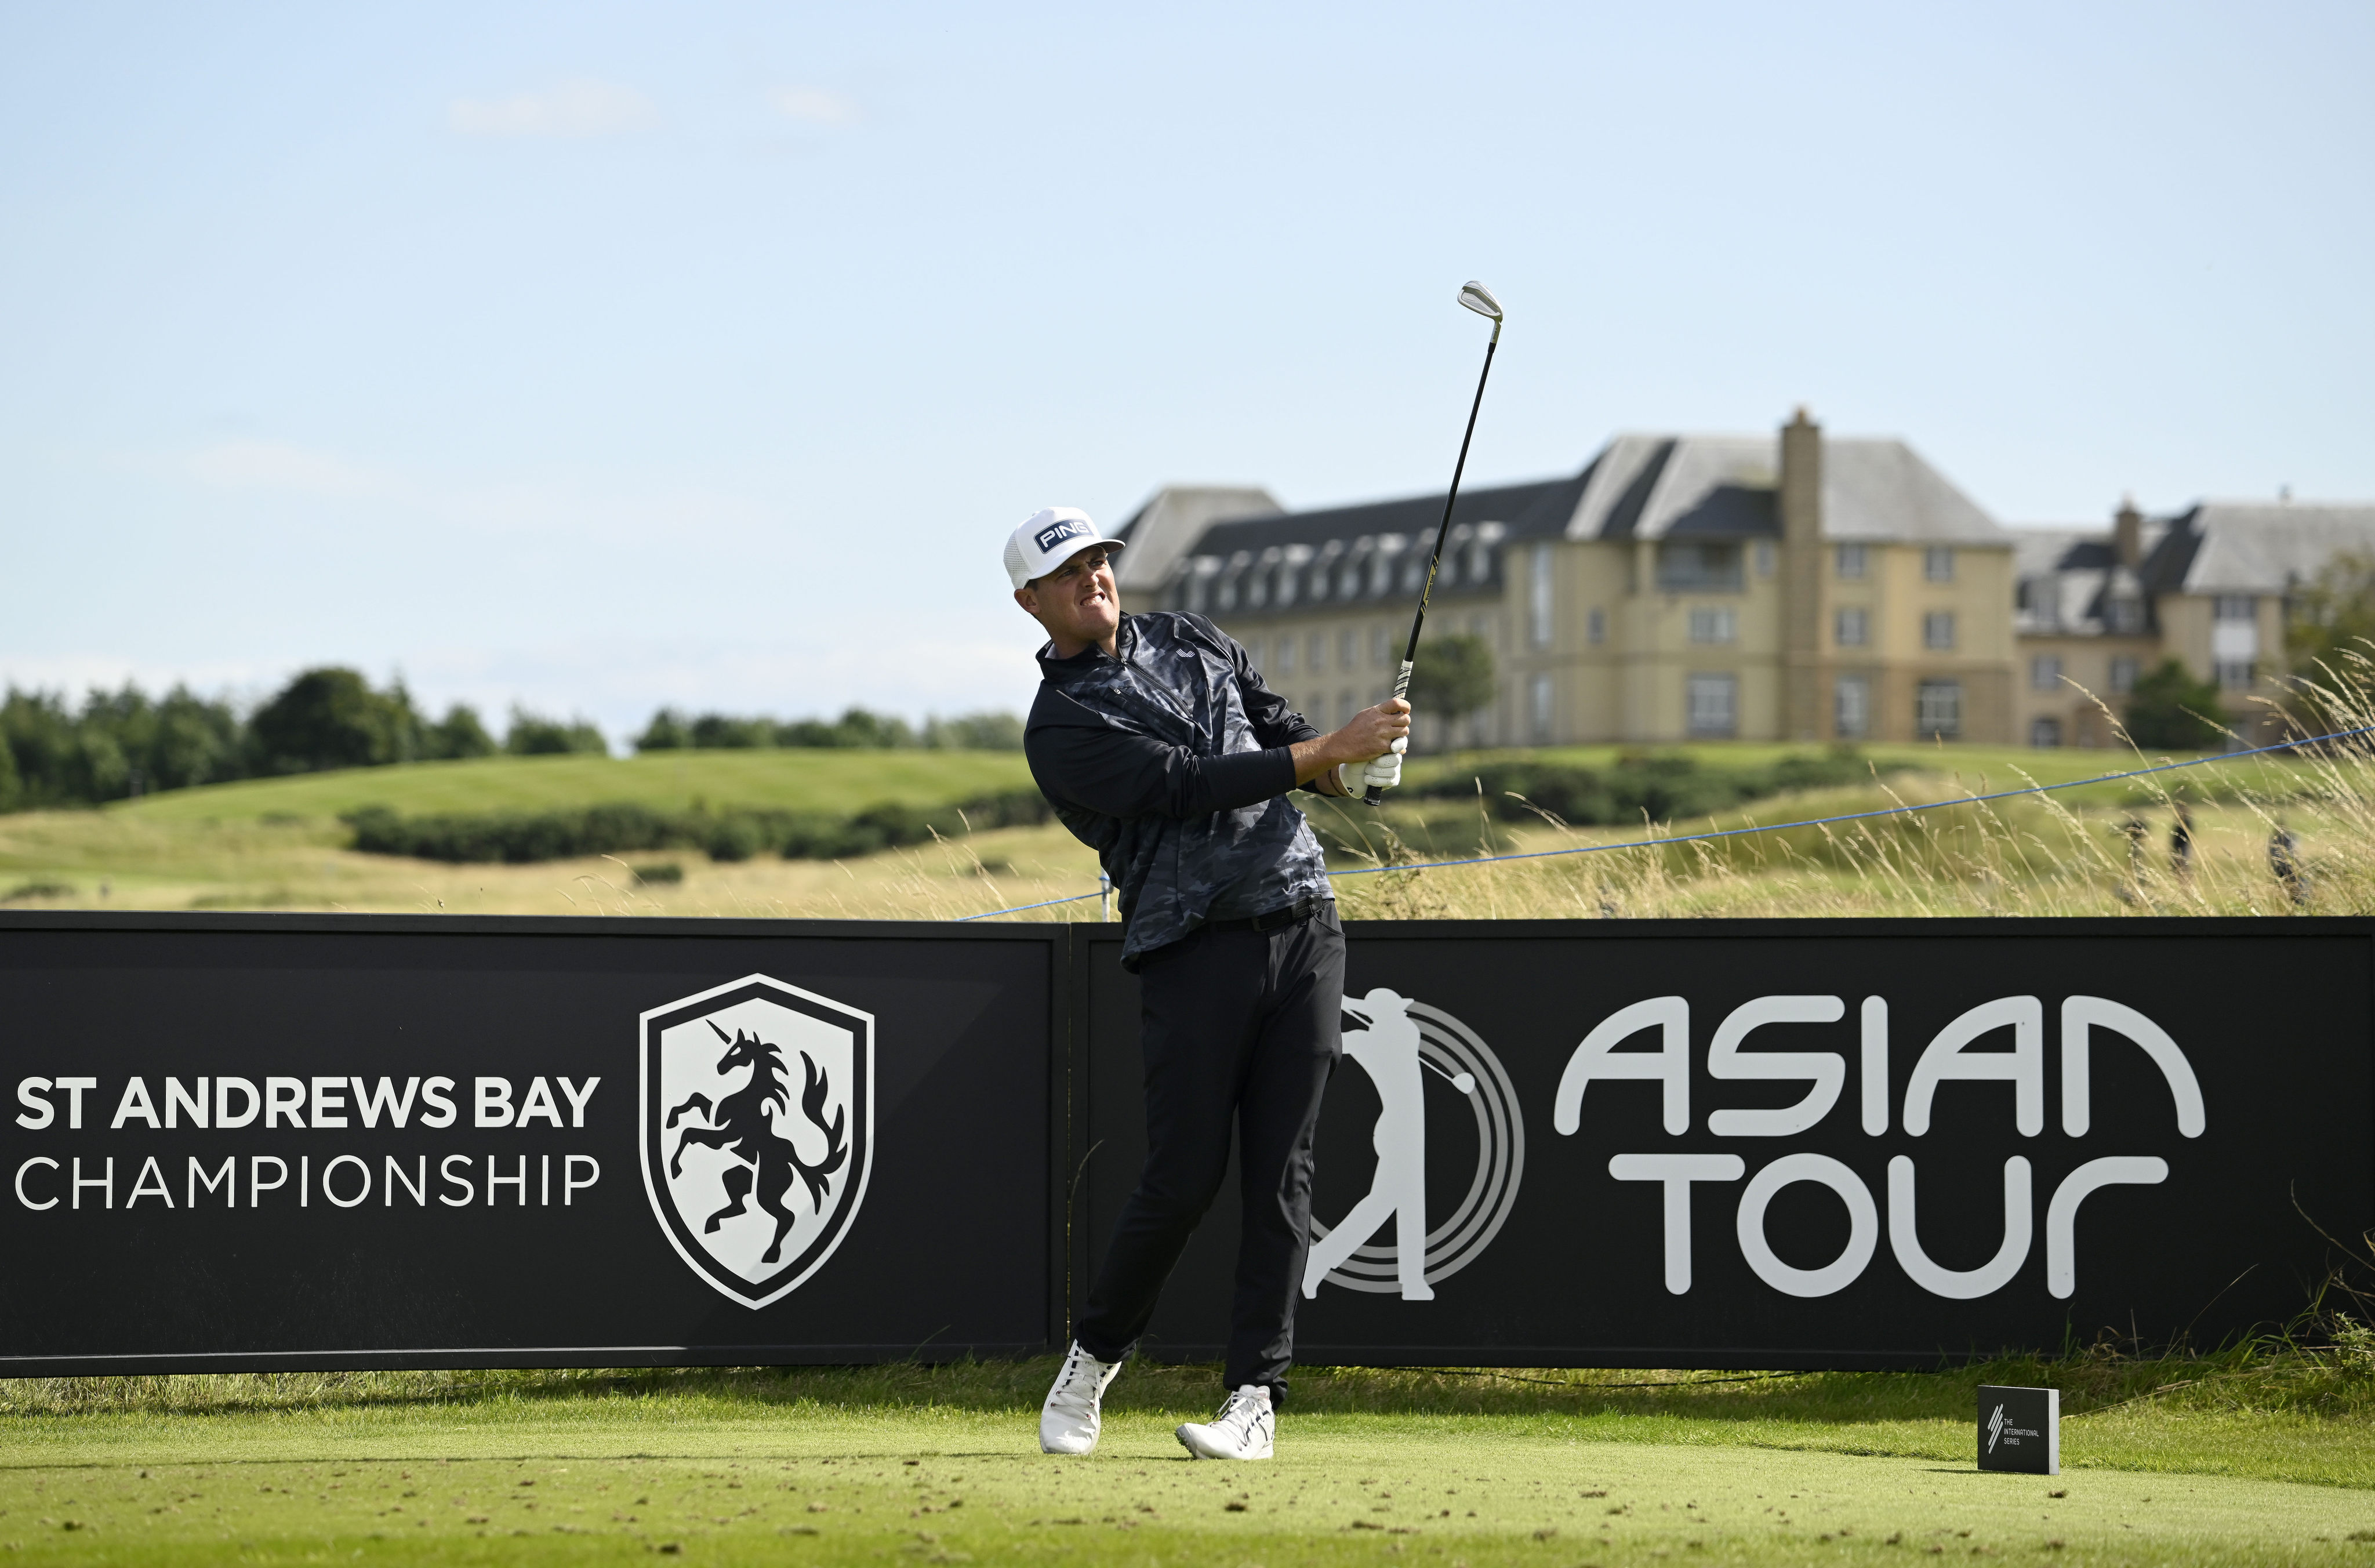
xmin=1308 ymin=995 xmax=1526 ymax=1295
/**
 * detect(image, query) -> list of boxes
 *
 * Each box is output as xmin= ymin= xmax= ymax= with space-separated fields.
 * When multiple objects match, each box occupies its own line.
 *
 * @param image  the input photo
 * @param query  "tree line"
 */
xmin=0 ymin=667 xmax=1027 ymax=812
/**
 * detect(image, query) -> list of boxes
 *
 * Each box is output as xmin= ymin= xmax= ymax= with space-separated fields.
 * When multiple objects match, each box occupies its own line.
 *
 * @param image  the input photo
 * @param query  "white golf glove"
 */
xmin=1338 ymin=745 xmax=1403 ymax=796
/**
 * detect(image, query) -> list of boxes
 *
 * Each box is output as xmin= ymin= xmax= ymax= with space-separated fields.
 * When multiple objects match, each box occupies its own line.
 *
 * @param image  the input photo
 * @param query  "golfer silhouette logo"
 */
xmin=1302 ymin=987 xmax=1524 ymax=1300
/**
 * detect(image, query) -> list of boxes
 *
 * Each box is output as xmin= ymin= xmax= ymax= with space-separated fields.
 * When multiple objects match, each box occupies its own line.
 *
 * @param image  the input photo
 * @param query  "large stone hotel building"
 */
xmin=1111 ymin=411 xmax=2375 ymax=749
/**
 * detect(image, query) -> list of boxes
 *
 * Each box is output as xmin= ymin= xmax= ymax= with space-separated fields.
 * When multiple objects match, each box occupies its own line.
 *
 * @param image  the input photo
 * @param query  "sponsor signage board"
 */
xmin=0 ymin=916 xmax=1063 ymax=1375
xmin=1083 ymin=922 xmax=2373 ymax=1370
xmin=3 ymin=913 xmax=2370 ymax=1374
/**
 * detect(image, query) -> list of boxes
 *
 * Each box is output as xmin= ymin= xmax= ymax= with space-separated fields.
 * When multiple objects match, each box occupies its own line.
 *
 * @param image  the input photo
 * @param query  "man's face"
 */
xmin=1015 ymin=545 xmax=1120 ymax=649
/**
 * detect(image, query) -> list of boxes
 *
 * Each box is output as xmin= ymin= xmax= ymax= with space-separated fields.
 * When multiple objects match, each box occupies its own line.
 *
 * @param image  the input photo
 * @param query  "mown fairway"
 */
xmin=6 ymin=1360 xmax=2375 ymax=1566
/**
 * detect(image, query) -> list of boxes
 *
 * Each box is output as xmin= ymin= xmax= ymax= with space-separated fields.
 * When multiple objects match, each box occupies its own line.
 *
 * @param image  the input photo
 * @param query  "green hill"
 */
xmin=114 ymin=748 xmax=1039 ymax=824
xmin=112 ymin=739 xmax=2255 ymax=830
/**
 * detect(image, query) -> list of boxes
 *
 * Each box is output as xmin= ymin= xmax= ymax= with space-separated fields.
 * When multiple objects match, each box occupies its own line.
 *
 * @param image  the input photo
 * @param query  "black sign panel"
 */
xmin=1977 ymin=1384 xmax=2060 ymax=1473
xmin=1083 ymin=920 xmax=2374 ymax=1370
xmin=6 ymin=913 xmax=2370 ymax=1374
xmin=0 ymin=915 xmax=1064 ymax=1375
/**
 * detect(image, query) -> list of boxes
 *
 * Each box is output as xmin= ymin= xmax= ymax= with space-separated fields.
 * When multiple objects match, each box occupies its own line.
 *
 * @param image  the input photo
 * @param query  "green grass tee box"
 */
xmin=110 ymin=750 xmax=1041 ymax=825
xmin=7 ymin=1362 xmax=2375 ymax=1566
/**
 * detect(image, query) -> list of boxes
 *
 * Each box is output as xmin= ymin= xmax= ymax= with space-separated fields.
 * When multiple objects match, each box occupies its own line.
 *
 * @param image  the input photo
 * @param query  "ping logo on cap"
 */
xmin=1035 ymin=518 xmax=1091 ymax=553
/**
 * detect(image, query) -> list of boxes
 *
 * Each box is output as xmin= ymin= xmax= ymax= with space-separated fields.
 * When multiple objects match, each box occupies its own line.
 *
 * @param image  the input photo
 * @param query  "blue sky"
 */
xmin=3 ymin=1 xmax=2369 ymax=739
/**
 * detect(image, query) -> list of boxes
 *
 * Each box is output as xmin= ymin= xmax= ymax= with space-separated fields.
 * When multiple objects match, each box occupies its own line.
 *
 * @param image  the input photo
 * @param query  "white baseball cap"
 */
xmin=1005 ymin=507 xmax=1127 ymax=590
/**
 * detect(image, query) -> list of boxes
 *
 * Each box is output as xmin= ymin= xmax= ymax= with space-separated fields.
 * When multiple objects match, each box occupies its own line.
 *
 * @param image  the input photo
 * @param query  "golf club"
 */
xmin=1367 ymin=280 xmax=1505 ymax=806
xmin=1421 ymin=1059 xmax=1479 ymax=1095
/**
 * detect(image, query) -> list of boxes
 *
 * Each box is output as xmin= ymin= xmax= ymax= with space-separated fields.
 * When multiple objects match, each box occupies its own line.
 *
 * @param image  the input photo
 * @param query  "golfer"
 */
xmin=1007 ymin=507 xmax=1409 ymax=1461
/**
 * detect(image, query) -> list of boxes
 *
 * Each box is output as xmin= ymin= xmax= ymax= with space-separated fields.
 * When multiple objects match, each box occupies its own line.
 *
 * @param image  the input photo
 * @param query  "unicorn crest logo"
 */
xmin=640 ymin=975 xmax=874 ymax=1308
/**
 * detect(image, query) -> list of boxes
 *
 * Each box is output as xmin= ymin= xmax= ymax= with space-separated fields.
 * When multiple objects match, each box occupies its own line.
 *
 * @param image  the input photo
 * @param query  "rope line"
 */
xmin=956 ymin=724 xmax=2371 ymax=922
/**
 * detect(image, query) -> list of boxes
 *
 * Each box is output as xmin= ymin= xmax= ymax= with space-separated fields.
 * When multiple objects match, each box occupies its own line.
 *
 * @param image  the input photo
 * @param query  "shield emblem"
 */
xmin=638 ymin=974 xmax=874 ymax=1308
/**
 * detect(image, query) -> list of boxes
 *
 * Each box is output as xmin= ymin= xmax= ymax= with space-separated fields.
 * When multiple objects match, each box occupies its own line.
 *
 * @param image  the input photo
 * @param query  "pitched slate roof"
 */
xmin=2010 ymin=524 xmax=2162 ymax=636
xmin=1557 ymin=435 xmax=2003 ymax=543
xmin=2142 ymin=502 xmax=2375 ymax=595
xmin=1108 ymin=485 xmax=1284 ymax=594
xmin=1149 ymin=429 xmax=2009 ymax=618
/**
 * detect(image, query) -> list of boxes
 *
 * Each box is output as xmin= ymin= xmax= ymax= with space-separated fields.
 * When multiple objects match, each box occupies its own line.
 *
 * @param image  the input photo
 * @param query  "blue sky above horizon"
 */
xmin=3 ymin=1 xmax=2370 ymax=739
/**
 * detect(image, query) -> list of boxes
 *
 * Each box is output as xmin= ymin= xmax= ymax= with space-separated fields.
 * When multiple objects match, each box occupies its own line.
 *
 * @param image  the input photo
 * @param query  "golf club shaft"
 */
xmin=1367 ymin=324 xmax=1501 ymax=807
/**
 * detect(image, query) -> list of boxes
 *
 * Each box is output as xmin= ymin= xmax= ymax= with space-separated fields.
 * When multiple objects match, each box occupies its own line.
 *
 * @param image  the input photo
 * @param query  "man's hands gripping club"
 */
xmin=1294 ymin=698 xmax=1412 ymax=798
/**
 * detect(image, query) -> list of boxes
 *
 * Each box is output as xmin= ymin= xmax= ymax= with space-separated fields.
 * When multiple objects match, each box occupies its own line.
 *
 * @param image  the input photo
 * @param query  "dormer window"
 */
xmin=2105 ymin=598 xmax=2142 ymax=634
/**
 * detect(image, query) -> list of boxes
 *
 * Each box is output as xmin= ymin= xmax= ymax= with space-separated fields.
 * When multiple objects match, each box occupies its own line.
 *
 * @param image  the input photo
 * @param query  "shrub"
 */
xmin=634 ymin=709 xmax=692 ymax=750
xmin=1407 ymin=747 xmax=1889 ymax=826
xmin=427 ymin=704 xmax=497 ymax=760
xmin=703 ymin=816 xmax=767 ymax=862
xmin=2124 ymin=660 xmax=2227 ymax=750
xmin=690 ymin=714 xmax=775 ymax=750
xmin=249 ymin=668 xmax=417 ymax=775
xmin=342 ymin=787 xmax=1055 ymax=866
xmin=504 ymin=709 xmax=608 ymax=756
xmin=924 ymin=712 xmax=1027 ymax=750
xmin=1406 ymin=633 xmax=1496 ymax=736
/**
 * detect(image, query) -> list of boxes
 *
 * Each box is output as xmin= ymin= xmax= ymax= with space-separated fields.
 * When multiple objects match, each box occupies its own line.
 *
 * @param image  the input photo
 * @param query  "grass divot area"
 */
xmin=5 ymin=1360 xmax=2374 ymax=1565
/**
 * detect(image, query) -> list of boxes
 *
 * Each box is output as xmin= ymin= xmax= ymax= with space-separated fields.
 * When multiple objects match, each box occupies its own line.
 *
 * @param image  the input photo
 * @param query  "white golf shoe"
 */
xmin=1175 ymin=1384 xmax=1274 ymax=1460
xmin=1038 ymin=1341 xmax=1123 ymax=1455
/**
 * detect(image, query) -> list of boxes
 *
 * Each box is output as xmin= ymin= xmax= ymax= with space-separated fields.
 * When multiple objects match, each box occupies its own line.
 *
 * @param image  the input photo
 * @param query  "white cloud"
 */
xmin=449 ymin=79 xmax=657 ymax=138
xmin=186 ymin=440 xmax=385 ymax=496
xmin=769 ymin=86 xmax=856 ymax=125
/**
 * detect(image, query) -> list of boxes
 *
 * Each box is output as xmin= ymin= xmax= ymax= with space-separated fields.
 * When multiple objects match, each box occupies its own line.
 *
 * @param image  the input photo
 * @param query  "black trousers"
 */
xmin=1073 ymin=905 xmax=1343 ymax=1405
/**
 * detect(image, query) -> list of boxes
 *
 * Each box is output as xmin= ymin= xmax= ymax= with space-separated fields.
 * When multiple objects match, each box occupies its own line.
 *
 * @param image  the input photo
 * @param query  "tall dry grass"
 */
xmin=1303 ymin=665 xmax=2375 ymax=923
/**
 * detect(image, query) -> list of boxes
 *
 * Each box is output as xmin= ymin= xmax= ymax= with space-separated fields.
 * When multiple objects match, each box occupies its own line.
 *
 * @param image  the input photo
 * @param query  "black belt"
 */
xmin=1200 ymin=897 xmax=1330 ymax=935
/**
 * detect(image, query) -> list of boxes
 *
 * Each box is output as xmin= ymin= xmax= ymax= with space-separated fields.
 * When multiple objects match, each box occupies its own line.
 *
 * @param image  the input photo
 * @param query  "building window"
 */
xmin=1529 ymin=673 xmax=1553 ymax=743
xmin=1244 ymin=639 xmax=1264 ymax=672
xmin=1687 ymin=606 xmax=1737 ymax=644
xmin=2216 ymin=660 xmax=2255 ymax=690
xmin=1276 ymin=637 xmax=1296 ymax=674
xmin=1374 ymin=625 xmax=1393 ymax=666
xmin=2031 ymin=655 xmax=2062 ymax=691
xmin=1687 ymin=674 xmax=1738 ymax=738
xmin=1754 ymin=540 xmax=1775 ymax=577
xmin=1529 ymin=543 xmax=1554 ymax=648
xmin=1586 ymin=607 xmax=1606 ymax=645
xmin=1339 ymin=692 xmax=1356 ymax=728
xmin=1924 ymin=546 xmax=1955 ymax=582
xmin=1308 ymin=632 xmax=1326 ymax=673
xmin=1835 ymin=607 xmax=1869 ymax=648
xmin=1339 ymin=628 xmax=1356 ymax=669
xmin=1923 ymin=611 xmax=1956 ymax=650
xmin=1836 ymin=543 xmax=1867 ymax=579
xmin=1834 ymin=676 xmax=1870 ymax=739
xmin=1916 ymin=679 xmax=1963 ymax=739
xmin=2031 ymin=717 xmax=2062 ymax=748
xmin=2108 ymin=656 xmax=2138 ymax=694
xmin=2213 ymin=594 xmax=2256 ymax=622
xmin=1657 ymin=541 xmax=1743 ymax=591
xmin=2105 ymin=597 xmax=2143 ymax=634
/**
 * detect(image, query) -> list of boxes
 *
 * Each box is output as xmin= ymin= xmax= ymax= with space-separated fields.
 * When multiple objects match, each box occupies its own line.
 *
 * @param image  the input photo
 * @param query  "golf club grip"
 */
xmin=1364 ymin=660 xmax=1417 ymax=808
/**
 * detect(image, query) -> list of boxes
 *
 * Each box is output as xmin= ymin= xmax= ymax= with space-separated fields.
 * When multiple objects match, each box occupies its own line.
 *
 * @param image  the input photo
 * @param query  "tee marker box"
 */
xmin=1977 ymin=1384 xmax=2059 ymax=1474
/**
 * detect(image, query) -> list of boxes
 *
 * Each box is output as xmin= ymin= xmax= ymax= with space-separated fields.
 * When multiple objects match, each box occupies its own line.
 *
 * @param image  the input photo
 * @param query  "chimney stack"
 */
xmin=2113 ymin=496 xmax=2142 ymax=569
xmin=1780 ymin=407 xmax=1824 ymax=740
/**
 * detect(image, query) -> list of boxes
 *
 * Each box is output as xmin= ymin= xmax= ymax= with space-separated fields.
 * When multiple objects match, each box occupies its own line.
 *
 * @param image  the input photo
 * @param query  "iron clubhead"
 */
xmin=1456 ymin=281 xmax=1504 ymax=321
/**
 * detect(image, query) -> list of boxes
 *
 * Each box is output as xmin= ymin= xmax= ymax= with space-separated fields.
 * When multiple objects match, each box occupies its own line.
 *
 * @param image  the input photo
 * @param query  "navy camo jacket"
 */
xmin=1025 ymin=612 xmax=1334 ymax=968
